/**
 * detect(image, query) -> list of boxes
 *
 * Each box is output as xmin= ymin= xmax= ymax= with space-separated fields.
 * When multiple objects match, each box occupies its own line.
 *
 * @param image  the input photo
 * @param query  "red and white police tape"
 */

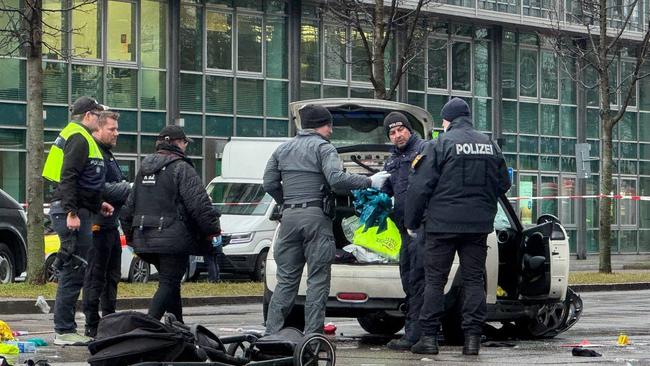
xmin=510 ymin=194 xmax=650 ymax=201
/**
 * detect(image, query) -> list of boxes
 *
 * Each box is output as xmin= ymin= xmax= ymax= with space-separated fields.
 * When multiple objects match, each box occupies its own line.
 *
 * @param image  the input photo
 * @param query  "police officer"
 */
xmin=263 ymin=104 xmax=390 ymax=335
xmin=42 ymin=96 xmax=113 ymax=345
xmin=405 ymin=98 xmax=511 ymax=355
xmin=82 ymin=111 xmax=130 ymax=338
xmin=121 ymin=125 xmax=221 ymax=323
xmin=381 ymin=112 xmax=427 ymax=351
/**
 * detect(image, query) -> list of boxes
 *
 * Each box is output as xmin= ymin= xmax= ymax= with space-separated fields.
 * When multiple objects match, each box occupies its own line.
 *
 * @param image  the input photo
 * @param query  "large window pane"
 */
xmin=502 ymin=100 xmax=517 ymax=133
xmin=351 ymin=29 xmax=370 ymax=82
xmin=560 ymin=105 xmax=576 ymax=137
xmin=622 ymin=61 xmax=637 ymax=107
xmin=238 ymin=16 xmax=262 ymax=72
xmin=141 ymin=0 xmax=167 ymax=68
xmin=0 ymin=59 xmax=26 ymax=101
xmin=619 ymin=112 xmax=637 ymax=140
xmin=474 ymin=98 xmax=491 ymax=131
xmin=519 ymin=175 xmax=538 ymax=224
xmin=180 ymin=5 xmax=203 ymax=71
xmin=452 ymin=42 xmax=471 ymax=91
xmin=640 ymin=177 xmax=650 ymax=229
xmin=541 ymin=176 xmax=558 ymax=217
xmin=540 ymin=137 xmax=559 ymax=154
xmin=640 ymin=112 xmax=650 ymax=142
xmin=44 ymin=105 xmax=68 ymax=128
xmin=323 ymin=85 xmax=347 ymax=98
xmin=72 ymin=0 xmax=101 ymax=58
xmin=301 ymin=19 xmax=320 ymax=81
xmin=180 ymin=73 xmax=202 ymax=112
xmin=141 ymin=70 xmax=166 ymax=110
xmin=206 ymin=115 xmax=233 ymax=137
xmin=181 ymin=113 xmax=202 ymax=135
xmin=236 ymin=117 xmax=263 ymax=136
xmin=71 ymin=64 xmax=103 ymax=102
xmin=237 ymin=79 xmax=263 ymax=116
xmin=141 ymin=111 xmax=166 ymax=133
xmin=0 ymin=151 xmax=25 ymax=202
xmin=43 ymin=0 xmax=66 ymax=59
xmin=115 ymin=109 xmax=136 ymax=132
xmin=519 ymin=102 xmax=538 ymax=134
xmin=324 ymin=24 xmax=346 ymax=80
xmin=520 ymin=49 xmax=538 ymax=97
xmin=301 ymin=82 xmax=320 ymax=99
xmin=541 ymin=51 xmax=558 ymax=99
xmin=428 ymin=39 xmax=447 ymax=89
xmin=0 ymin=103 xmax=25 ymax=125
xmin=408 ymin=51 xmax=425 ymax=91
xmin=107 ymin=68 xmax=137 ymax=109
xmin=427 ymin=94 xmax=447 ymax=123
xmin=560 ymin=177 xmax=576 ymax=224
xmin=560 ymin=58 xmax=576 ymax=104
xmin=206 ymin=11 xmax=232 ymax=70
xmin=266 ymin=119 xmax=289 ymax=137
xmin=43 ymin=62 xmax=68 ymax=104
xmin=266 ymin=17 xmax=288 ymax=78
xmin=0 ymin=0 xmax=21 ymax=56
xmin=107 ymin=1 xmax=136 ymax=62
xmin=540 ymin=104 xmax=559 ymax=135
xmin=206 ymin=75 xmax=233 ymax=114
xmin=640 ymin=64 xmax=650 ymax=111
xmin=519 ymin=135 xmax=539 ymax=153
xmin=474 ymin=41 xmax=491 ymax=97
xmin=502 ymin=41 xmax=517 ymax=98
xmin=267 ymin=80 xmax=288 ymax=118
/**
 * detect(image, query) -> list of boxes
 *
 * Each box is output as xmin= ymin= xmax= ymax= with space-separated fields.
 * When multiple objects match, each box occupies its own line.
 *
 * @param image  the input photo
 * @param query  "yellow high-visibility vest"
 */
xmin=42 ymin=122 xmax=103 ymax=183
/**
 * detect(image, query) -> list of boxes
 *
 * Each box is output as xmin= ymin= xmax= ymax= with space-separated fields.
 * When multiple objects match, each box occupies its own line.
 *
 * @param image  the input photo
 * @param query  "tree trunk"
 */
xmin=598 ymin=117 xmax=613 ymax=273
xmin=372 ymin=0 xmax=386 ymax=99
xmin=26 ymin=0 xmax=45 ymax=284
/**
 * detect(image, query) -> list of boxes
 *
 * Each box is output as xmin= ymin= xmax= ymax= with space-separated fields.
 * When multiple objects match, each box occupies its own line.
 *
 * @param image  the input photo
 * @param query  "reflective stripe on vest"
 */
xmin=42 ymin=122 xmax=103 ymax=183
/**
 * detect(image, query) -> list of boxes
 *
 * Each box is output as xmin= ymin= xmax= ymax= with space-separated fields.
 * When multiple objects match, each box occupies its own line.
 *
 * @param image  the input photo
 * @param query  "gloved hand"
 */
xmin=407 ymin=228 xmax=418 ymax=239
xmin=369 ymin=171 xmax=391 ymax=189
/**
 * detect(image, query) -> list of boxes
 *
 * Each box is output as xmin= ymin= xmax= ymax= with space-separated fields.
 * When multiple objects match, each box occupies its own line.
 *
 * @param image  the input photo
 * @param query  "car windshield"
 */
xmin=329 ymin=109 xmax=424 ymax=147
xmin=207 ymin=182 xmax=272 ymax=216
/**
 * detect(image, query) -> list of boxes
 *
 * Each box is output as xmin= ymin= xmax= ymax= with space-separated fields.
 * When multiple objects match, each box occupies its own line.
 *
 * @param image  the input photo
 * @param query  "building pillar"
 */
xmin=576 ymin=56 xmax=588 ymax=260
xmin=168 ymin=0 xmax=181 ymax=126
xmin=492 ymin=26 xmax=503 ymax=141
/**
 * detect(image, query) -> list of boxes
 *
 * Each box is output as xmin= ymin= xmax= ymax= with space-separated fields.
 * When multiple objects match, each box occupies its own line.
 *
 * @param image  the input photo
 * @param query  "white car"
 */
xmin=263 ymin=99 xmax=582 ymax=341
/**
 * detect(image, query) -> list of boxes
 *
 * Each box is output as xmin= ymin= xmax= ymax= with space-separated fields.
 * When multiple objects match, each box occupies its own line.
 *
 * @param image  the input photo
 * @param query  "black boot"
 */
xmin=386 ymin=336 xmax=415 ymax=351
xmin=462 ymin=334 xmax=481 ymax=355
xmin=411 ymin=336 xmax=439 ymax=354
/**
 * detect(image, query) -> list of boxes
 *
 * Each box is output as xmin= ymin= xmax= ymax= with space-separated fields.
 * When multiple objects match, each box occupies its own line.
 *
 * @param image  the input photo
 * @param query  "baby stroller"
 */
xmin=87 ymin=311 xmax=335 ymax=366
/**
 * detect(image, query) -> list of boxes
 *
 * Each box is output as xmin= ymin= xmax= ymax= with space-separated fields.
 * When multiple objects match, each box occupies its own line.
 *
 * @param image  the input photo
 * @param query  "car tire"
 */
xmin=251 ymin=250 xmax=268 ymax=282
xmin=0 ymin=243 xmax=15 ymax=284
xmin=357 ymin=311 xmax=405 ymax=335
xmin=128 ymin=257 xmax=150 ymax=283
xmin=44 ymin=255 xmax=59 ymax=283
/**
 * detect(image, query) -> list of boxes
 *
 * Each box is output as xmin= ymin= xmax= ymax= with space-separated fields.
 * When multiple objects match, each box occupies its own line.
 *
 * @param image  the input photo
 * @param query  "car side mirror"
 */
xmin=269 ymin=204 xmax=282 ymax=221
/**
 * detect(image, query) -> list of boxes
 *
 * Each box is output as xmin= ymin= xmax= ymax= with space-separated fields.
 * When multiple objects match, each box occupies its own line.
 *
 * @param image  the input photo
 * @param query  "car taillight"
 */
xmin=120 ymin=235 xmax=127 ymax=248
xmin=336 ymin=292 xmax=368 ymax=303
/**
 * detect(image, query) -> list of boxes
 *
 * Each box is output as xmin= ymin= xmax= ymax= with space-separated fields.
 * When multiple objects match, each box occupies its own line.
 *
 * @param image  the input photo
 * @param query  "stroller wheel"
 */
xmin=226 ymin=340 xmax=252 ymax=358
xmin=293 ymin=333 xmax=336 ymax=366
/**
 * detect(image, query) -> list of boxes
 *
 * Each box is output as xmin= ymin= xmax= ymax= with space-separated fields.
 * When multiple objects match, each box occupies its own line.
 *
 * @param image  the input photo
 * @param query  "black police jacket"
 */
xmin=121 ymin=144 xmax=221 ymax=255
xmin=95 ymin=141 xmax=130 ymax=229
xmin=404 ymin=116 xmax=511 ymax=234
xmin=382 ymin=134 xmax=426 ymax=230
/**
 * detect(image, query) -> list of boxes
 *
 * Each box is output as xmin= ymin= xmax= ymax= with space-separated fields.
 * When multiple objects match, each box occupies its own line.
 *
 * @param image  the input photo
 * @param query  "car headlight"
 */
xmin=227 ymin=232 xmax=254 ymax=244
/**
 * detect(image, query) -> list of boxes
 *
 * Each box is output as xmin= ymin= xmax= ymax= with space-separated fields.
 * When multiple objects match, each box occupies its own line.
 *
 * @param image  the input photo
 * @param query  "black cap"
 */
xmin=441 ymin=97 xmax=471 ymax=122
xmin=383 ymin=112 xmax=413 ymax=137
xmin=70 ymin=96 xmax=108 ymax=115
xmin=157 ymin=125 xmax=193 ymax=142
xmin=299 ymin=105 xmax=332 ymax=129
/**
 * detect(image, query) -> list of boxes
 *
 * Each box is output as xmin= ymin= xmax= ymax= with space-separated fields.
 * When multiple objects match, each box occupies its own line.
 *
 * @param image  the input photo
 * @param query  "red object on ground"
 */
xmin=323 ymin=323 xmax=337 ymax=335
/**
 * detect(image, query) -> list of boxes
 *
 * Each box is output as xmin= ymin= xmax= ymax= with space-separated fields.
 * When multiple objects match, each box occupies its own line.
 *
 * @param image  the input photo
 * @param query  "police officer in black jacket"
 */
xmin=381 ymin=112 xmax=427 ymax=351
xmin=122 ymin=125 xmax=221 ymax=323
xmin=82 ymin=111 xmax=130 ymax=338
xmin=405 ymin=98 xmax=511 ymax=355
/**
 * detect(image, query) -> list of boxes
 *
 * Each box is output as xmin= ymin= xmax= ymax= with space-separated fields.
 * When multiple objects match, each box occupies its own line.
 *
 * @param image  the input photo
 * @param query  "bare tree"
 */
xmin=325 ymin=0 xmax=436 ymax=100
xmin=548 ymin=0 xmax=650 ymax=272
xmin=0 ymin=0 xmax=95 ymax=284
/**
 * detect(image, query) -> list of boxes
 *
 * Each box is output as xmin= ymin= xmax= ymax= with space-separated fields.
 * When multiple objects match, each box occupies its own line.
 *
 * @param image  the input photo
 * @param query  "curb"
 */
xmin=0 ymin=295 xmax=263 ymax=315
xmin=570 ymin=282 xmax=650 ymax=292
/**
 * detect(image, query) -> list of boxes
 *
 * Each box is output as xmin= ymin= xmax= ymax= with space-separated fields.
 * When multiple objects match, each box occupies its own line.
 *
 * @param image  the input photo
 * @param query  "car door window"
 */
xmin=494 ymin=201 xmax=512 ymax=231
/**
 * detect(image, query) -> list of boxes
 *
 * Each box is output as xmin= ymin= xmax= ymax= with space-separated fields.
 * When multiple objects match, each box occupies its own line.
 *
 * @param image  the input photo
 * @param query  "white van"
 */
xmin=200 ymin=137 xmax=289 ymax=281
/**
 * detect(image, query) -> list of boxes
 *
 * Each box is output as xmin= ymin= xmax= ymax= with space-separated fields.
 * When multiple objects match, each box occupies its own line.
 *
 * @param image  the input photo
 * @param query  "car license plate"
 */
xmin=195 ymin=256 xmax=203 ymax=263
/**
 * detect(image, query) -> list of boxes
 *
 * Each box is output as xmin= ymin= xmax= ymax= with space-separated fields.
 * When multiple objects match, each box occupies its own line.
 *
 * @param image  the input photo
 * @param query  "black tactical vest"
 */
xmin=132 ymin=158 xmax=183 ymax=232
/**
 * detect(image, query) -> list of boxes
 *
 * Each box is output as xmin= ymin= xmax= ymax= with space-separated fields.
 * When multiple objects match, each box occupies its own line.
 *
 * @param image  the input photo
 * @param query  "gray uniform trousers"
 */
xmin=265 ymin=206 xmax=335 ymax=335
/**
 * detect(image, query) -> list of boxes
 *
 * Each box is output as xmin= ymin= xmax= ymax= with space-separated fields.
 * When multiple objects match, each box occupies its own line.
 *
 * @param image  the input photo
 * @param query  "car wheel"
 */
xmin=0 ymin=243 xmax=15 ymax=284
xmin=44 ymin=255 xmax=59 ymax=283
xmin=357 ymin=311 xmax=405 ymax=335
xmin=251 ymin=250 xmax=268 ymax=282
xmin=514 ymin=301 xmax=569 ymax=339
xmin=129 ymin=257 xmax=150 ymax=283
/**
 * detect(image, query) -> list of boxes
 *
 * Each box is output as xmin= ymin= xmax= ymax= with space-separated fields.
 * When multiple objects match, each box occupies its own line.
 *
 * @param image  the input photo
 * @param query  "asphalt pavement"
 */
xmin=4 ymin=290 xmax=650 ymax=365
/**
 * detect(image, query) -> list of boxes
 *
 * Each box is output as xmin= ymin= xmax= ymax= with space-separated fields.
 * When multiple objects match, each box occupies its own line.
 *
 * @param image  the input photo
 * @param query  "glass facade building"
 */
xmin=1 ymin=0 xmax=650 ymax=254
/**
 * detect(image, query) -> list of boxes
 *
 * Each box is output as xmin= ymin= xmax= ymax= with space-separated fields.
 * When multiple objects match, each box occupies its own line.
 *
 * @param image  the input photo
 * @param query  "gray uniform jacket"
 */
xmin=263 ymin=130 xmax=371 ymax=205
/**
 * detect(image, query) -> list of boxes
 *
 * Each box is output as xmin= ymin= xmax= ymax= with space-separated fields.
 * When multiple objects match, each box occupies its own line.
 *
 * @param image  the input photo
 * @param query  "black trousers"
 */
xmin=419 ymin=232 xmax=488 ymax=337
xmin=139 ymin=253 xmax=188 ymax=323
xmin=82 ymin=227 xmax=122 ymax=332
xmin=398 ymin=228 xmax=425 ymax=342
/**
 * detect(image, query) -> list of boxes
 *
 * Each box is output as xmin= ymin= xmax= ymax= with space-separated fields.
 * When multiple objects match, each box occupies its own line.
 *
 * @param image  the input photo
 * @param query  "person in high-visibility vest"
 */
xmin=42 ymin=96 xmax=114 ymax=346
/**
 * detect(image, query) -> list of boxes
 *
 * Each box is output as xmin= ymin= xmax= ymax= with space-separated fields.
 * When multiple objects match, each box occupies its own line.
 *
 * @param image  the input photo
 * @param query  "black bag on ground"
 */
xmin=87 ymin=311 xmax=203 ymax=366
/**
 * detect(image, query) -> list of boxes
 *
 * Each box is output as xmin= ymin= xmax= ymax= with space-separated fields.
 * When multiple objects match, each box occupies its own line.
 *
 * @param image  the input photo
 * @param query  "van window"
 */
xmin=207 ymin=182 xmax=272 ymax=215
xmin=329 ymin=110 xmax=423 ymax=146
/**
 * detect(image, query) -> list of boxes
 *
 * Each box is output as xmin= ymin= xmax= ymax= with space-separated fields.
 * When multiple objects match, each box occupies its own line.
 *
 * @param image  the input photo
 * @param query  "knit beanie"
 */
xmin=383 ymin=112 xmax=413 ymax=137
xmin=299 ymin=105 xmax=332 ymax=129
xmin=441 ymin=97 xmax=471 ymax=122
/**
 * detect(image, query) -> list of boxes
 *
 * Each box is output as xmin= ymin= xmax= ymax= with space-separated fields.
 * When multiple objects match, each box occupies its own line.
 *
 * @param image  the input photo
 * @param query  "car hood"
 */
xmin=219 ymin=213 xmax=276 ymax=235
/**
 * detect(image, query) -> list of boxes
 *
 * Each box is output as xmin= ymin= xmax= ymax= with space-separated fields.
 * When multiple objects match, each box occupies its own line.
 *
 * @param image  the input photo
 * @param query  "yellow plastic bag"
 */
xmin=352 ymin=217 xmax=402 ymax=260
xmin=0 ymin=321 xmax=13 ymax=342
